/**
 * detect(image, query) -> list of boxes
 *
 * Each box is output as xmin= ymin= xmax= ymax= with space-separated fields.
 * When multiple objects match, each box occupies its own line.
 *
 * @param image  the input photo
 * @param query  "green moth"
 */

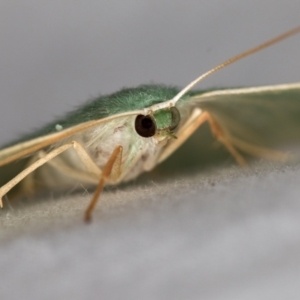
xmin=0 ymin=26 xmax=299 ymax=222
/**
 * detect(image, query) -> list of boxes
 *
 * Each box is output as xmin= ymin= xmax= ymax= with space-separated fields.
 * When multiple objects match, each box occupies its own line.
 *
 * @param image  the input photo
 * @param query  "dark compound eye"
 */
xmin=135 ymin=115 xmax=156 ymax=138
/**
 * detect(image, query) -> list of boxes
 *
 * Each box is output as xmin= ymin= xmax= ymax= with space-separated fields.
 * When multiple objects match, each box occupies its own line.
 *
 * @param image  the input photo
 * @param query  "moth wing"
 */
xmin=0 ymin=110 xmax=143 ymax=192
xmin=182 ymin=82 xmax=300 ymax=155
xmin=0 ymin=110 xmax=141 ymax=167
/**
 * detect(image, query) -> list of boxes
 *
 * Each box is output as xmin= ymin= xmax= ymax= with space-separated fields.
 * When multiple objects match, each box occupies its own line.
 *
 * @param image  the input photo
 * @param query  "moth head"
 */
xmin=134 ymin=106 xmax=180 ymax=139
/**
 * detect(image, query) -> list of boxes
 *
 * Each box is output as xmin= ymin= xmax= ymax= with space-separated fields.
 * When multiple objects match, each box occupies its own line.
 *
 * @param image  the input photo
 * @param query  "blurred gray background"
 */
xmin=1 ymin=1 xmax=299 ymax=145
xmin=1 ymin=1 xmax=300 ymax=300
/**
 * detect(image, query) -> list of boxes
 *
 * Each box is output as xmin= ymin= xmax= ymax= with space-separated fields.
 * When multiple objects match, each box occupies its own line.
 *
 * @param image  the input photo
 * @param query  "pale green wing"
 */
xmin=0 ymin=110 xmax=143 ymax=166
xmin=0 ymin=110 xmax=142 ymax=191
xmin=184 ymin=83 xmax=300 ymax=154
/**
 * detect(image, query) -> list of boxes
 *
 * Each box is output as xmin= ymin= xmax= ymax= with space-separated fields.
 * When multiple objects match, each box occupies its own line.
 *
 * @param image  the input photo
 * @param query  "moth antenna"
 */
xmin=167 ymin=25 xmax=300 ymax=106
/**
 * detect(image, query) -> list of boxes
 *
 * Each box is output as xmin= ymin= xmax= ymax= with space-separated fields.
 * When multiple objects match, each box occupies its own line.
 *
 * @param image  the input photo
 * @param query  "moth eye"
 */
xmin=169 ymin=107 xmax=181 ymax=131
xmin=135 ymin=115 xmax=156 ymax=138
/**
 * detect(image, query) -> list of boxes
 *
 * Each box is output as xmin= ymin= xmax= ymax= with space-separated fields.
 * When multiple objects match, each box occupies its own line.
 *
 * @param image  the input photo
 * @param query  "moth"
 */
xmin=0 ymin=26 xmax=299 ymax=222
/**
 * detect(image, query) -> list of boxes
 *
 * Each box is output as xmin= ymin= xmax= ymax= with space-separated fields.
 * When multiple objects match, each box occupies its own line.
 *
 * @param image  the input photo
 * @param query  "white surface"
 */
xmin=1 ymin=1 xmax=300 ymax=300
xmin=1 ymin=163 xmax=300 ymax=300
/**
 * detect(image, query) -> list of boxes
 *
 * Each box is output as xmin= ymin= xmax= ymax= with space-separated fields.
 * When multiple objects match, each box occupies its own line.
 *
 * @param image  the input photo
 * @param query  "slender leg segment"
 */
xmin=85 ymin=146 xmax=123 ymax=223
xmin=0 ymin=141 xmax=102 ymax=208
xmin=159 ymin=108 xmax=288 ymax=167
xmin=206 ymin=114 xmax=288 ymax=163
xmin=158 ymin=108 xmax=207 ymax=163
xmin=205 ymin=114 xmax=248 ymax=166
xmin=158 ymin=108 xmax=247 ymax=165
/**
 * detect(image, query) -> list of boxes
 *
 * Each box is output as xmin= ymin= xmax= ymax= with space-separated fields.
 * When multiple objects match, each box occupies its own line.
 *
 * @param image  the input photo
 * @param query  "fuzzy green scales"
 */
xmin=11 ymin=85 xmax=203 ymax=145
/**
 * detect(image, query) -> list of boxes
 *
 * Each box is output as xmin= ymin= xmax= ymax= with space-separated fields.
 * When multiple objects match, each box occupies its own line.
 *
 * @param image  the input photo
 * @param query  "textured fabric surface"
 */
xmin=1 ymin=161 xmax=300 ymax=300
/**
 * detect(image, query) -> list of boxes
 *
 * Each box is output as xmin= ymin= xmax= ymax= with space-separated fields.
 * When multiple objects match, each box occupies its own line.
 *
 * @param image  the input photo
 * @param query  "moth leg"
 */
xmin=85 ymin=145 xmax=123 ymax=223
xmin=158 ymin=108 xmax=247 ymax=166
xmin=158 ymin=108 xmax=205 ymax=163
xmin=205 ymin=114 xmax=289 ymax=163
xmin=205 ymin=114 xmax=248 ymax=166
xmin=0 ymin=141 xmax=102 ymax=208
xmin=223 ymin=136 xmax=289 ymax=161
xmin=38 ymin=148 xmax=101 ymax=183
xmin=17 ymin=153 xmax=41 ymax=197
